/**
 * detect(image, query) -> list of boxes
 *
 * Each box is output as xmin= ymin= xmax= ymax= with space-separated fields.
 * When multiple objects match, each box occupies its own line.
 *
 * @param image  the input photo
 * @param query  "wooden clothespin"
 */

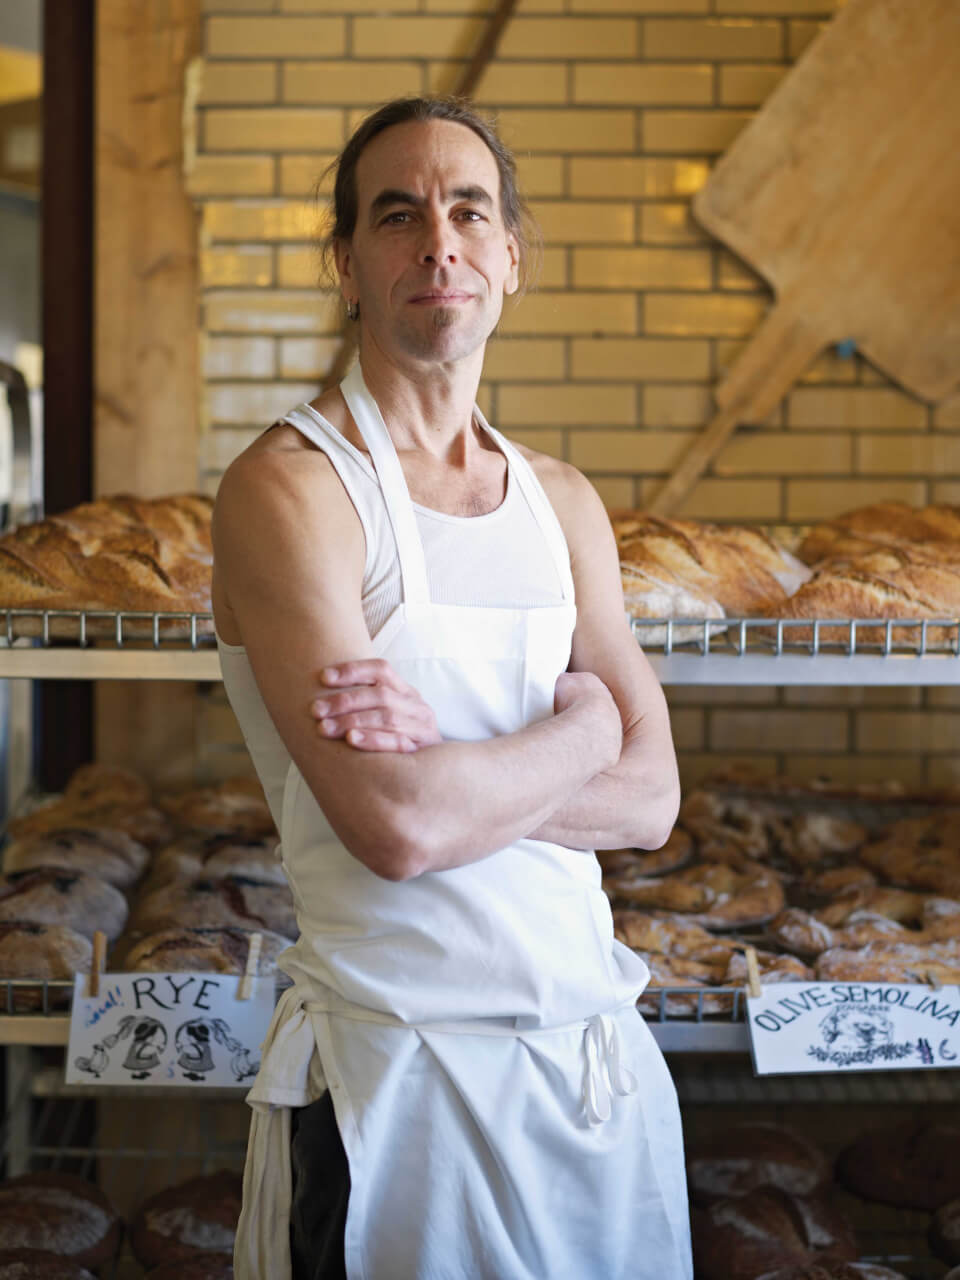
xmin=743 ymin=944 xmax=762 ymax=1000
xmin=237 ymin=932 xmax=263 ymax=1001
xmin=86 ymin=930 xmax=107 ymax=999
xmin=926 ymin=968 xmax=943 ymax=992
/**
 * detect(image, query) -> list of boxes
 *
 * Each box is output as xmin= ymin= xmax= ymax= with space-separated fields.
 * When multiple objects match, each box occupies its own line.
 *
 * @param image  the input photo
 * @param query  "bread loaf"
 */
xmin=608 ymin=860 xmax=785 ymax=930
xmin=613 ymin=513 xmax=810 ymax=616
xmin=3 ymin=827 xmax=149 ymax=889
xmin=129 ymin=876 xmax=296 ymax=940
xmin=130 ymin=1171 xmax=242 ymax=1268
xmin=815 ymin=941 xmax=960 ymax=985
xmin=0 ymin=494 xmax=212 ymax=615
xmin=0 ymin=1174 xmax=121 ymax=1268
xmin=0 ymin=923 xmax=92 ymax=1009
xmin=691 ymin=1186 xmax=857 ymax=1280
xmin=686 ymin=1123 xmax=830 ymax=1205
xmin=930 ymin=1196 xmax=960 ymax=1265
xmin=0 ymin=869 xmax=128 ymax=941
xmin=836 ymin=1122 xmax=960 ymax=1210
xmin=149 ymin=833 xmax=283 ymax=888
xmin=0 ymin=1253 xmax=96 ymax=1279
xmin=157 ymin=777 xmax=274 ymax=838
xmin=8 ymin=765 xmax=173 ymax=850
xmin=798 ymin=501 xmax=960 ymax=565
xmin=762 ymin=543 xmax=960 ymax=645
xmin=754 ymin=1264 xmax=908 ymax=1280
xmin=121 ymin=927 xmax=291 ymax=977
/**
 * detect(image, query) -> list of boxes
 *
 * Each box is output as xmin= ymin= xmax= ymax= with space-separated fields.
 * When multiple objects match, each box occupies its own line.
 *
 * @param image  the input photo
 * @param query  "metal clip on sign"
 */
xmin=237 ymin=931 xmax=263 ymax=1001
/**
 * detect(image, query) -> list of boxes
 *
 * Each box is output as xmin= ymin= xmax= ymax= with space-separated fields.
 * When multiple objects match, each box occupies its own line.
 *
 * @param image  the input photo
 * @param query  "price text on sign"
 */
xmin=746 ymin=982 xmax=960 ymax=1076
xmin=65 ymin=972 xmax=274 ymax=1088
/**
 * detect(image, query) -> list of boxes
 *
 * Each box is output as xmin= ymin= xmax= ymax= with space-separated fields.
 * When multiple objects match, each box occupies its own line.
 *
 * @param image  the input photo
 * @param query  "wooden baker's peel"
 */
xmin=650 ymin=0 xmax=960 ymax=517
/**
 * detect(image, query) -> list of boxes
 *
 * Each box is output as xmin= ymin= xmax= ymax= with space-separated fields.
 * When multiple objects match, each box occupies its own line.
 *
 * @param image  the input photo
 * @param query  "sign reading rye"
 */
xmin=65 ymin=972 xmax=274 ymax=1088
xmin=746 ymin=982 xmax=960 ymax=1076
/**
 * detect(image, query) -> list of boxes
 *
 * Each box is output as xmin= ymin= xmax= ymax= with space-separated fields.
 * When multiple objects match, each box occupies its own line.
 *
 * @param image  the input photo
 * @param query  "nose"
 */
xmin=418 ymin=213 xmax=457 ymax=267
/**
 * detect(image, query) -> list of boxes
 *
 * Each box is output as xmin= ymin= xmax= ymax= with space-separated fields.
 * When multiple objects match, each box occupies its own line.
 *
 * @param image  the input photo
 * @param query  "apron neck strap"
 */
xmin=472 ymin=407 xmax=576 ymax=604
xmin=340 ymin=363 xmax=430 ymax=606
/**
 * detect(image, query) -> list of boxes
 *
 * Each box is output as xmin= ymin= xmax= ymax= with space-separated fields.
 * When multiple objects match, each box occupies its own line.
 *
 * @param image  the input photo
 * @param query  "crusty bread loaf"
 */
xmin=120 ymin=926 xmax=291 ymax=977
xmin=691 ymin=1186 xmax=857 ymax=1280
xmin=131 ymin=1171 xmax=242 ymax=1268
xmin=156 ymin=777 xmax=274 ymax=838
xmin=686 ymin=1123 xmax=830 ymax=1205
xmin=0 ymin=869 xmax=128 ymax=941
xmin=8 ymin=765 xmax=173 ymax=850
xmin=148 ymin=833 xmax=283 ymax=888
xmin=129 ymin=876 xmax=296 ymax=940
xmin=0 ymin=494 xmax=212 ymax=615
xmin=608 ymin=860 xmax=785 ymax=930
xmin=763 ymin=543 xmax=960 ymax=645
xmin=0 ymin=1173 xmax=121 ymax=1268
xmin=613 ymin=512 xmax=810 ymax=620
xmin=837 ymin=1122 xmax=960 ymax=1211
xmin=798 ymin=501 xmax=960 ymax=566
xmin=3 ymin=827 xmax=150 ymax=889
xmin=815 ymin=941 xmax=960 ymax=985
xmin=930 ymin=1196 xmax=960 ymax=1266
xmin=755 ymin=1263 xmax=908 ymax=1280
xmin=0 ymin=1252 xmax=97 ymax=1279
xmin=0 ymin=923 xmax=92 ymax=1009
xmin=597 ymin=828 xmax=694 ymax=882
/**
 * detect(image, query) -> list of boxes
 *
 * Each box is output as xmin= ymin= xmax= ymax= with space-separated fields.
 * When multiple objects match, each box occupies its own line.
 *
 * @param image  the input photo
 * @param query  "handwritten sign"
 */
xmin=65 ymin=972 xmax=274 ymax=1088
xmin=747 ymin=982 xmax=960 ymax=1076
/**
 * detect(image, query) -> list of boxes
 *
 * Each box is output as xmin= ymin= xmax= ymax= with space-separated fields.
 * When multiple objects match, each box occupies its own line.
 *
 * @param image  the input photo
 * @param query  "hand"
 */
xmin=311 ymin=659 xmax=442 ymax=754
xmin=553 ymin=671 xmax=623 ymax=769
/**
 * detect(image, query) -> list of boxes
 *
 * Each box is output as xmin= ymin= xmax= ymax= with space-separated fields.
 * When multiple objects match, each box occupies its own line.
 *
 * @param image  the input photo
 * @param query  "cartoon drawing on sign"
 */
xmin=73 ymin=1014 xmax=168 ymax=1079
xmin=807 ymin=1004 xmax=915 ymax=1067
xmin=174 ymin=1017 xmax=260 ymax=1082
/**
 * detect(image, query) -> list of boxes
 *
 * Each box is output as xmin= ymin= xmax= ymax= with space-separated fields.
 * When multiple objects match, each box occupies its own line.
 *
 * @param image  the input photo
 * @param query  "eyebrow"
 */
xmin=369 ymin=185 xmax=494 ymax=219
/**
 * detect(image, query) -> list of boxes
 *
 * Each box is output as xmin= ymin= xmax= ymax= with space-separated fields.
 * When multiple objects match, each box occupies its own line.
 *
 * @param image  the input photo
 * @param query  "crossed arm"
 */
xmin=213 ymin=442 xmax=680 ymax=880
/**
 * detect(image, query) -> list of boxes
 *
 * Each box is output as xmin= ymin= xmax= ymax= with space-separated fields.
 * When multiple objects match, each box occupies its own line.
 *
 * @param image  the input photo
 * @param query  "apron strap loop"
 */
xmin=581 ymin=1013 xmax=639 ymax=1127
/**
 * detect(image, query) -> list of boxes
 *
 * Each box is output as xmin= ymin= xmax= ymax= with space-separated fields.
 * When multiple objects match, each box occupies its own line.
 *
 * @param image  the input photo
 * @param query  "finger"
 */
xmin=311 ymin=686 xmax=431 ymax=722
xmin=321 ymin=659 xmax=409 ymax=694
xmin=345 ymin=729 xmax=418 ymax=753
xmin=318 ymin=709 xmax=403 ymax=734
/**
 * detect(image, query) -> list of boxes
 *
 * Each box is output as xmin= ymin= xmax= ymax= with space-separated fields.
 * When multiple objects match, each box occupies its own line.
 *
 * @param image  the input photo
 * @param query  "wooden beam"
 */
xmin=94 ymin=0 xmax=203 ymax=785
xmin=321 ymin=0 xmax=519 ymax=392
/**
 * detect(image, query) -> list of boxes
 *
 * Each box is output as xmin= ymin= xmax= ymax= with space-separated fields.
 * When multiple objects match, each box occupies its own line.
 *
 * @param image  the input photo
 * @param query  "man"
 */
xmin=213 ymin=96 xmax=692 ymax=1280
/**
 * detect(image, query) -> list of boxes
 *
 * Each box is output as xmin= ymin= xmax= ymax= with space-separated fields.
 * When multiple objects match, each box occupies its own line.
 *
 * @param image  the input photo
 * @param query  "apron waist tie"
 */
xmin=300 ymin=991 xmax=642 ymax=1126
xmin=582 ymin=1012 xmax=640 ymax=1126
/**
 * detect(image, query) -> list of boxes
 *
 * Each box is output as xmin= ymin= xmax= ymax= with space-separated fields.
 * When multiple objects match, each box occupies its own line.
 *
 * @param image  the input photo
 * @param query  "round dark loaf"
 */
xmin=0 ymin=1173 xmax=121 ymax=1268
xmin=149 ymin=833 xmax=283 ymax=888
xmin=3 ymin=827 xmax=150 ymax=889
xmin=146 ymin=1256 xmax=233 ymax=1279
xmin=691 ymin=1186 xmax=857 ymax=1280
xmin=754 ymin=1264 xmax=908 ymax=1280
xmin=0 ymin=923 xmax=92 ymax=1009
xmin=121 ymin=927 xmax=291 ymax=976
xmin=130 ymin=877 xmax=295 ymax=940
xmin=836 ymin=1122 xmax=960 ymax=1210
xmin=0 ymin=869 xmax=127 ymax=941
xmin=0 ymin=1252 xmax=96 ymax=1279
xmin=687 ymin=1123 xmax=830 ymax=1204
xmin=131 ymin=1170 xmax=242 ymax=1268
xmin=157 ymin=778 xmax=273 ymax=838
xmin=931 ymin=1196 xmax=960 ymax=1265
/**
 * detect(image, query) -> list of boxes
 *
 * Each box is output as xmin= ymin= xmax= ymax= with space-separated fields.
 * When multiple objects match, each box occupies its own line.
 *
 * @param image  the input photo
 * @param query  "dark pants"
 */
xmin=290 ymin=1091 xmax=351 ymax=1280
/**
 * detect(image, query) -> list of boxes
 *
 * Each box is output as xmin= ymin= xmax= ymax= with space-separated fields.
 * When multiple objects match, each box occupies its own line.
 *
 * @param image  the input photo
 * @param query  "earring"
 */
xmin=346 ymin=299 xmax=359 ymax=322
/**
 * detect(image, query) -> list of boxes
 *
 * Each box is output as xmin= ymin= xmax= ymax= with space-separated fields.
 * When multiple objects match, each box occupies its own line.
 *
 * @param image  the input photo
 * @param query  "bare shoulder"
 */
xmin=214 ymin=421 xmax=358 ymax=553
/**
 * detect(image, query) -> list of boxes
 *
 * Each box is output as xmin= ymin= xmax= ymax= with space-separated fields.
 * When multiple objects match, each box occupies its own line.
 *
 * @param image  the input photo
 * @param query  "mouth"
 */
xmin=408 ymin=291 xmax=472 ymax=306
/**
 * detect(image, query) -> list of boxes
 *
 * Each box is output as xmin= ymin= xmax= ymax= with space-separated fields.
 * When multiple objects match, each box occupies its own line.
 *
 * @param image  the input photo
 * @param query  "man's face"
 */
xmin=336 ymin=119 xmax=520 ymax=367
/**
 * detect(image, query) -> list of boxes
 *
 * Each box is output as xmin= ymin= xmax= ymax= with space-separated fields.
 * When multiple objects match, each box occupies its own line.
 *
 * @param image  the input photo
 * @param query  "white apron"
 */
xmin=235 ymin=365 xmax=692 ymax=1280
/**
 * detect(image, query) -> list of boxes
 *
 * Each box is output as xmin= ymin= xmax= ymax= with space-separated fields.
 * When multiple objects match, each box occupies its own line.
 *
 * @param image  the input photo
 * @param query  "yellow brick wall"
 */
xmin=188 ymin=0 xmax=960 ymax=788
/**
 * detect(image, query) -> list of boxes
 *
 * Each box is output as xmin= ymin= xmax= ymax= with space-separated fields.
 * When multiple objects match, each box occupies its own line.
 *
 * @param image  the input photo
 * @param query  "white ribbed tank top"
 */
xmin=217 ymin=402 xmax=567 ymax=829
